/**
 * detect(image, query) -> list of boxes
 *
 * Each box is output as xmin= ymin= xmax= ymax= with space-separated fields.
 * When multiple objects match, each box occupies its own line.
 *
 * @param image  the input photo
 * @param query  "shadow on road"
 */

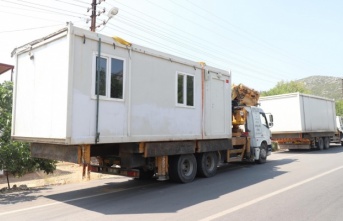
xmin=0 ymin=187 xmax=50 ymax=205
xmin=40 ymin=157 xmax=296 ymax=215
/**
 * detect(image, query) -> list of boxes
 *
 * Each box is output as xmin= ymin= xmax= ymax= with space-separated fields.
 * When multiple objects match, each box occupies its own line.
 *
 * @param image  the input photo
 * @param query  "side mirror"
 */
xmin=268 ymin=114 xmax=273 ymax=128
xmin=269 ymin=114 xmax=273 ymax=123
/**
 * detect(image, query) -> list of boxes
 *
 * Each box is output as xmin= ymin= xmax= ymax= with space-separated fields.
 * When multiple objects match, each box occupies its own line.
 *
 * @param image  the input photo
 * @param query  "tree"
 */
xmin=0 ymin=81 xmax=56 ymax=189
xmin=261 ymin=80 xmax=310 ymax=96
xmin=336 ymin=100 xmax=343 ymax=116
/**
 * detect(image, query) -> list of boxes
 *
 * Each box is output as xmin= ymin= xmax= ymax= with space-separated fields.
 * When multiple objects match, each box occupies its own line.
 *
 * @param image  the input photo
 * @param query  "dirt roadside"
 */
xmin=0 ymin=162 xmax=115 ymax=190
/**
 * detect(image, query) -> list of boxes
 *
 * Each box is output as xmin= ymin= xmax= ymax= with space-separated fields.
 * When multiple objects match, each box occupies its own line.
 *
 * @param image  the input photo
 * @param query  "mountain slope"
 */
xmin=297 ymin=76 xmax=343 ymax=101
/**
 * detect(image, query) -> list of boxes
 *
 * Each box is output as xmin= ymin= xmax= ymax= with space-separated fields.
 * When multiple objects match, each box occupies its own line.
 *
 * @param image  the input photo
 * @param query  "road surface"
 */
xmin=1 ymin=145 xmax=343 ymax=221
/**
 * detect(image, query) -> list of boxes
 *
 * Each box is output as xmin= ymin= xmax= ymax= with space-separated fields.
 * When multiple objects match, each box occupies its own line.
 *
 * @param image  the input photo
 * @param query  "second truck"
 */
xmin=260 ymin=93 xmax=340 ymax=150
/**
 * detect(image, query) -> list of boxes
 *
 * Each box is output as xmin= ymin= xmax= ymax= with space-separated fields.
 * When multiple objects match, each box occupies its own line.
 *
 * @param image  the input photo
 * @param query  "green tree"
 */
xmin=261 ymin=80 xmax=310 ymax=96
xmin=0 ymin=81 xmax=56 ymax=189
xmin=336 ymin=100 xmax=343 ymax=116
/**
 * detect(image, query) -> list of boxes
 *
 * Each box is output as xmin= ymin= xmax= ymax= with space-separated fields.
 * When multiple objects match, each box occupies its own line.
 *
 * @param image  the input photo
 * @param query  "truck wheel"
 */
xmin=316 ymin=138 xmax=324 ymax=150
xmin=324 ymin=137 xmax=330 ymax=149
xmin=255 ymin=143 xmax=267 ymax=164
xmin=169 ymin=154 xmax=197 ymax=183
xmin=196 ymin=152 xmax=218 ymax=178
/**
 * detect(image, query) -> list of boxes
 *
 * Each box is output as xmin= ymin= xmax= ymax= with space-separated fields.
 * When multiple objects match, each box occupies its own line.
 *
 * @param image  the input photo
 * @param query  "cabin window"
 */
xmin=110 ymin=58 xmax=124 ymax=99
xmin=94 ymin=55 xmax=124 ymax=100
xmin=95 ymin=57 xmax=107 ymax=96
xmin=177 ymin=72 xmax=194 ymax=107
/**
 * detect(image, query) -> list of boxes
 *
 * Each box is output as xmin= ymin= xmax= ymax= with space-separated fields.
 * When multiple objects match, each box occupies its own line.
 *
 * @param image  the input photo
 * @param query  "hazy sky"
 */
xmin=0 ymin=0 xmax=342 ymax=91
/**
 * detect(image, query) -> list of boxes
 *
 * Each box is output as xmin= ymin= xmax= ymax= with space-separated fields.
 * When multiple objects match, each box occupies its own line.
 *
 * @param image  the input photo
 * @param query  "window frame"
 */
xmin=176 ymin=71 xmax=195 ymax=108
xmin=260 ymin=112 xmax=269 ymax=128
xmin=92 ymin=52 xmax=126 ymax=101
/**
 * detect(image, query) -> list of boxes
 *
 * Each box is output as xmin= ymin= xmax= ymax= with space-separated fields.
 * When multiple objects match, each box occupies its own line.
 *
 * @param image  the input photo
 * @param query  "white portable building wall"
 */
xmin=259 ymin=93 xmax=336 ymax=134
xmin=12 ymin=25 xmax=231 ymax=145
xmin=12 ymin=30 xmax=70 ymax=143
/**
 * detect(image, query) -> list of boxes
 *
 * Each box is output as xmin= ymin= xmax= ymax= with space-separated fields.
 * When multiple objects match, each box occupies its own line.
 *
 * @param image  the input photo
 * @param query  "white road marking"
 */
xmin=199 ymin=165 xmax=343 ymax=221
xmin=0 ymin=183 xmax=157 ymax=216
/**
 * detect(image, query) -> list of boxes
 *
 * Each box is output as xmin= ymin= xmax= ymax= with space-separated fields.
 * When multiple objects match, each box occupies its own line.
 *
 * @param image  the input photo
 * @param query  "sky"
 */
xmin=0 ymin=0 xmax=342 ymax=91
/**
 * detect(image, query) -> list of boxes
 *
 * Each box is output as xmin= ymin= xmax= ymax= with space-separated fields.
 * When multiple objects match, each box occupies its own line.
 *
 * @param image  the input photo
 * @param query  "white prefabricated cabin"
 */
xmin=12 ymin=24 xmax=232 ymax=145
xmin=259 ymin=93 xmax=336 ymax=134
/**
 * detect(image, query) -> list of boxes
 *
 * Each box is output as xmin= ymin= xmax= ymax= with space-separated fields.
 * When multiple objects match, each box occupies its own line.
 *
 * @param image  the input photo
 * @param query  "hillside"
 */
xmin=297 ymin=76 xmax=343 ymax=101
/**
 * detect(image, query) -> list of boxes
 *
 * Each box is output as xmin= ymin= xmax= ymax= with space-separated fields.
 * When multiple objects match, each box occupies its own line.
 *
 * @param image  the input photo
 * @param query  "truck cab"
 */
xmin=245 ymin=106 xmax=273 ymax=161
xmin=231 ymin=84 xmax=273 ymax=162
xmin=332 ymin=116 xmax=343 ymax=146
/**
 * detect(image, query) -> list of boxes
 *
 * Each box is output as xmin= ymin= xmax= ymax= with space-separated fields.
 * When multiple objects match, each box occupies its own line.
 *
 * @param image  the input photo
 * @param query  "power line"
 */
xmin=0 ymin=9 xmax=75 ymax=23
xmin=1 ymin=0 xmax=332 ymax=89
xmin=105 ymin=1 xmax=291 ymax=81
xmin=52 ymin=0 xmax=87 ymax=8
xmin=115 ymin=0 xmax=298 ymax=80
xmin=0 ymin=1 xmax=292 ymax=83
xmin=70 ymin=0 xmax=89 ymax=5
xmin=16 ymin=0 xmax=87 ymax=17
xmin=112 ymin=15 xmax=285 ymax=82
xmin=7 ymin=0 xmax=291 ymax=83
xmin=0 ymin=23 xmax=66 ymax=34
xmin=165 ymin=0 xmax=314 ymax=75
xmin=180 ymin=0 xmax=325 ymax=74
xmin=0 ymin=0 xmax=87 ymax=18
xmin=104 ymin=22 xmax=280 ymax=84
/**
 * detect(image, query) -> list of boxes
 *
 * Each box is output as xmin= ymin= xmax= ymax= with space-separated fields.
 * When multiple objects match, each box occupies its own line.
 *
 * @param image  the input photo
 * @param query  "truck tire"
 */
xmin=169 ymin=154 xmax=197 ymax=183
xmin=255 ymin=143 xmax=267 ymax=164
xmin=324 ymin=137 xmax=330 ymax=149
xmin=316 ymin=138 xmax=324 ymax=150
xmin=196 ymin=152 xmax=218 ymax=178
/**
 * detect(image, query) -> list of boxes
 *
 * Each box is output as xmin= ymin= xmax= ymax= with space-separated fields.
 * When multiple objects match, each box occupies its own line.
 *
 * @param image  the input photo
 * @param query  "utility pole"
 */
xmin=89 ymin=0 xmax=117 ymax=32
xmin=90 ymin=0 xmax=97 ymax=32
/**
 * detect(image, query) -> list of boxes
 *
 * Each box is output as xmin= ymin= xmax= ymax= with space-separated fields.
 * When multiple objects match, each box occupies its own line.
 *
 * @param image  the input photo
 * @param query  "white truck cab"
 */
xmin=245 ymin=106 xmax=273 ymax=160
xmin=334 ymin=116 xmax=343 ymax=145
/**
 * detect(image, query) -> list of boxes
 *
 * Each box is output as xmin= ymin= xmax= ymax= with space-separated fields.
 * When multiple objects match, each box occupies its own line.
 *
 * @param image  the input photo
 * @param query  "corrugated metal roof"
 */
xmin=0 ymin=63 xmax=14 ymax=75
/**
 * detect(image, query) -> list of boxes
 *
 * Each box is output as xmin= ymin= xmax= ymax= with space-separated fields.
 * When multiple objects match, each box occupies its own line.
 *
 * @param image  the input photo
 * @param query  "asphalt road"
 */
xmin=1 ymin=145 xmax=343 ymax=221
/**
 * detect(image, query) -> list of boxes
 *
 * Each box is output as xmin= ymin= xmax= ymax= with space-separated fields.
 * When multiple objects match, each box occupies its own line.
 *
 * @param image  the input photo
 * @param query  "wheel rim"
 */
xmin=318 ymin=138 xmax=324 ymax=149
xmin=205 ymin=155 xmax=215 ymax=171
xmin=325 ymin=138 xmax=330 ymax=148
xmin=260 ymin=148 xmax=267 ymax=158
xmin=181 ymin=159 xmax=194 ymax=176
